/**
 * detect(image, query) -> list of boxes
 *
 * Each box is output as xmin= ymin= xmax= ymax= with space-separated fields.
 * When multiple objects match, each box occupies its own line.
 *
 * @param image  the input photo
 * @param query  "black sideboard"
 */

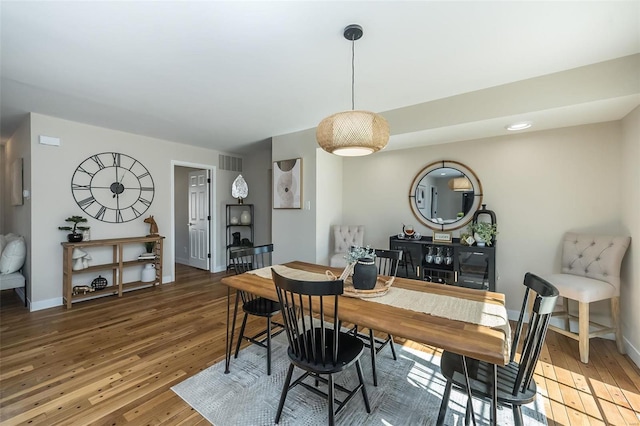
xmin=389 ymin=236 xmax=496 ymax=291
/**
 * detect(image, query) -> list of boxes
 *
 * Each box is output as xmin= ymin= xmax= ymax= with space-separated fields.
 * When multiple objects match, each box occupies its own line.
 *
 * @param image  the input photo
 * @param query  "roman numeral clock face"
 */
xmin=71 ymin=152 xmax=155 ymax=223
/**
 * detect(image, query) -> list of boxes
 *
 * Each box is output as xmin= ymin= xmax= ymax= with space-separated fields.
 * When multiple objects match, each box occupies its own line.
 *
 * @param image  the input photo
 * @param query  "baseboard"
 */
xmin=175 ymin=257 xmax=189 ymax=265
xmin=623 ymin=337 xmax=640 ymax=368
xmin=30 ymin=297 xmax=63 ymax=312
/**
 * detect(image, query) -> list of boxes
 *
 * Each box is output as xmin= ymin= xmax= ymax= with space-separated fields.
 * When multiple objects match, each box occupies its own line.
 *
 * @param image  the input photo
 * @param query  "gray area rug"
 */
xmin=172 ymin=334 xmax=547 ymax=425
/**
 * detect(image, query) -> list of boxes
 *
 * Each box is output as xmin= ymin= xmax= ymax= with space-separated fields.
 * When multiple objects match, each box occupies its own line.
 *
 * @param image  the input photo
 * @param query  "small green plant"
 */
xmin=344 ymin=245 xmax=375 ymax=264
xmin=58 ymin=215 xmax=89 ymax=235
xmin=468 ymin=222 xmax=498 ymax=246
xmin=144 ymin=241 xmax=156 ymax=253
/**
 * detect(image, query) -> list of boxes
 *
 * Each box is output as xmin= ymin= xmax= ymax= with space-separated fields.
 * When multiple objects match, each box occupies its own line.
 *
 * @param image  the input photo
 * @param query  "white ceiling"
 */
xmin=1 ymin=1 xmax=639 ymax=153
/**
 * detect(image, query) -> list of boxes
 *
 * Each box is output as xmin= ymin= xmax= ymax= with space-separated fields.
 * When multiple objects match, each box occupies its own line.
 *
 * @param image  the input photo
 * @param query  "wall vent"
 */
xmin=219 ymin=155 xmax=242 ymax=172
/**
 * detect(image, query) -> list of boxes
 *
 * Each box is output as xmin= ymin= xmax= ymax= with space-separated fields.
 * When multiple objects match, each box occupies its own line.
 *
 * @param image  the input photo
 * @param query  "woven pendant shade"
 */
xmin=316 ymin=110 xmax=389 ymax=156
xmin=448 ymin=177 xmax=473 ymax=191
xmin=316 ymin=24 xmax=389 ymax=156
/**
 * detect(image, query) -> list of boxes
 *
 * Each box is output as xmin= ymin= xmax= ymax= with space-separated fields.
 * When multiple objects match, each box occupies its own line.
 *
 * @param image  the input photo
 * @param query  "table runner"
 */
xmin=248 ymin=265 xmax=510 ymax=354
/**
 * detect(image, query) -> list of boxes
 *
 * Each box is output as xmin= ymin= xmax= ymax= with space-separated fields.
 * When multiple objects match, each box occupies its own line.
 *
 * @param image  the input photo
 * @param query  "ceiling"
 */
xmin=1 ymin=1 xmax=639 ymax=153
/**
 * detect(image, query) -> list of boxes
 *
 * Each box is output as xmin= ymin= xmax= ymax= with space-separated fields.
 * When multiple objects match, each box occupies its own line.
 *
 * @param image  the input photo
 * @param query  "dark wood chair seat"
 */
xmin=289 ymin=328 xmax=365 ymax=375
xmin=242 ymin=297 xmax=280 ymax=317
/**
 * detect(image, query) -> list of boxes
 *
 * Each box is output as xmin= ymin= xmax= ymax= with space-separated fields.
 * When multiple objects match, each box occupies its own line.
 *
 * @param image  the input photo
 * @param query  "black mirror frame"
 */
xmin=408 ymin=160 xmax=483 ymax=231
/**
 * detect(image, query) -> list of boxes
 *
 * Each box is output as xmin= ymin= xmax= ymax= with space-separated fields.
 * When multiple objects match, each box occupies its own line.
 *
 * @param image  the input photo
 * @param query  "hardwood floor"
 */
xmin=1 ymin=264 xmax=638 ymax=425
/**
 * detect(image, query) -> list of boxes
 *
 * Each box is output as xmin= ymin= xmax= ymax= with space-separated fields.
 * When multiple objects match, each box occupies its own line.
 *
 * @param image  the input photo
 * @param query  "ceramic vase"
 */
xmin=240 ymin=211 xmax=251 ymax=225
xmin=474 ymin=233 xmax=487 ymax=247
xmin=352 ymin=258 xmax=377 ymax=290
xmin=141 ymin=264 xmax=156 ymax=283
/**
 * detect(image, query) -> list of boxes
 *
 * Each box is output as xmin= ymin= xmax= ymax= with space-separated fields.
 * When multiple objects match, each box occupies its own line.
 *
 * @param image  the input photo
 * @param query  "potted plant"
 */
xmin=59 ymin=215 xmax=90 ymax=242
xmin=467 ymin=222 xmax=498 ymax=247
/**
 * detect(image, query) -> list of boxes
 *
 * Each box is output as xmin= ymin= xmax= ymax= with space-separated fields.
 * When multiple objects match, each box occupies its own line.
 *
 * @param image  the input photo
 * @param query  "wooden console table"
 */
xmin=61 ymin=235 xmax=164 ymax=309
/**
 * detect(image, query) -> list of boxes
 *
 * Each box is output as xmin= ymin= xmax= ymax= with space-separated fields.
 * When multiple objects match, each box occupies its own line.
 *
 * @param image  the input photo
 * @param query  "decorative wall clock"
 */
xmin=71 ymin=152 xmax=155 ymax=223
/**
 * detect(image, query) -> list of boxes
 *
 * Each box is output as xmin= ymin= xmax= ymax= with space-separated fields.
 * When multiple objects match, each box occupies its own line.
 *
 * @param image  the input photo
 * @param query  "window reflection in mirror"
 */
xmin=409 ymin=161 xmax=482 ymax=231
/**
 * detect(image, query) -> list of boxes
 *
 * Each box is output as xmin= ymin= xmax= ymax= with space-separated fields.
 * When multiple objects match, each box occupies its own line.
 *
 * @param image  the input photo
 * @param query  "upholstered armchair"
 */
xmin=543 ymin=232 xmax=630 ymax=363
xmin=329 ymin=225 xmax=365 ymax=268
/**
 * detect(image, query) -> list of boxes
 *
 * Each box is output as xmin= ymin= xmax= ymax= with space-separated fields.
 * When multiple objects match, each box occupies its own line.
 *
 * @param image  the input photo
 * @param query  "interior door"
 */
xmin=188 ymin=169 xmax=210 ymax=270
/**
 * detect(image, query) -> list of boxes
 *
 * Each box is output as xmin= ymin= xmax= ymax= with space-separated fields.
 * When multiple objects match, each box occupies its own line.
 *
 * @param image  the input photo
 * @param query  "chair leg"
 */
xmin=234 ymin=313 xmax=249 ymax=358
xmin=328 ymin=374 xmax=335 ymax=426
xmin=275 ymin=364 xmax=295 ymax=424
xmin=578 ymin=301 xmax=590 ymax=363
xmin=513 ymin=404 xmax=524 ymax=426
xmin=436 ymin=380 xmax=453 ymax=426
xmin=388 ymin=334 xmax=398 ymax=360
xmin=355 ymin=360 xmax=371 ymax=412
xmin=611 ymin=297 xmax=626 ymax=355
xmin=266 ymin=316 xmax=272 ymax=376
xmin=563 ymin=297 xmax=570 ymax=331
xmin=369 ymin=329 xmax=378 ymax=386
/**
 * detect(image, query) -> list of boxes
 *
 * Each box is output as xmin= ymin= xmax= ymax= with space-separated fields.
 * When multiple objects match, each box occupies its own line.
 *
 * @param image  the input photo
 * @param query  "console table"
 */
xmin=61 ymin=235 xmax=164 ymax=309
xmin=389 ymin=235 xmax=496 ymax=291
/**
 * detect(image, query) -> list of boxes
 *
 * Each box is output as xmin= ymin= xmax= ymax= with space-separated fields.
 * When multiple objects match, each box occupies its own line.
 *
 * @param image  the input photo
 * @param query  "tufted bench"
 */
xmin=543 ymin=232 xmax=630 ymax=363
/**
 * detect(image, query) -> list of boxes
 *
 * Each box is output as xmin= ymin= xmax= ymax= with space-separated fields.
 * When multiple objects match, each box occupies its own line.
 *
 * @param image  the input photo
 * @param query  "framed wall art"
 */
xmin=11 ymin=158 xmax=23 ymax=206
xmin=273 ymin=158 xmax=302 ymax=209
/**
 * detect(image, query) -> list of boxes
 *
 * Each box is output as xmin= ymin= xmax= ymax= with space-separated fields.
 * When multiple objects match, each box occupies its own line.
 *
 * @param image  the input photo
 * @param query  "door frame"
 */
xmin=170 ymin=160 xmax=217 ymax=281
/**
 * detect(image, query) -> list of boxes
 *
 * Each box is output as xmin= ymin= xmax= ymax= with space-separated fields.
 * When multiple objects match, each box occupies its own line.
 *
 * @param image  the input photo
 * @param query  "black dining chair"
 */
xmin=229 ymin=243 xmax=283 ymax=375
xmin=351 ymin=248 xmax=402 ymax=386
xmin=271 ymin=269 xmax=371 ymax=426
xmin=436 ymin=272 xmax=559 ymax=426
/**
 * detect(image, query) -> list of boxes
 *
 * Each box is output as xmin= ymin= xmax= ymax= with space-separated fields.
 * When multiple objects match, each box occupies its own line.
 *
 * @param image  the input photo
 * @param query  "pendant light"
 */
xmin=316 ymin=24 xmax=389 ymax=156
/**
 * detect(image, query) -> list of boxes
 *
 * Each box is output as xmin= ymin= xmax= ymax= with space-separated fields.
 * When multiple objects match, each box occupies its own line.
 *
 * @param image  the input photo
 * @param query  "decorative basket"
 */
xmin=91 ymin=275 xmax=108 ymax=290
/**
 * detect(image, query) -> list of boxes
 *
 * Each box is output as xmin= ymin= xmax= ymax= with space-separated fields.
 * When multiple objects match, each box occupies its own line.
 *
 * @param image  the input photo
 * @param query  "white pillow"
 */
xmin=0 ymin=236 xmax=26 ymax=274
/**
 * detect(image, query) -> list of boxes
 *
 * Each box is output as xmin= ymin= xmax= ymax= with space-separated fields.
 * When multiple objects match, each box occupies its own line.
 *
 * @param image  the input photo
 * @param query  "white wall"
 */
xmin=28 ymin=113 xmax=227 ymax=309
xmin=620 ymin=106 xmax=639 ymax=365
xmin=316 ymin=149 xmax=343 ymax=265
xmin=271 ymin=128 xmax=318 ymax=264
xmin=241 ymin=141 xmax=273 ymax=247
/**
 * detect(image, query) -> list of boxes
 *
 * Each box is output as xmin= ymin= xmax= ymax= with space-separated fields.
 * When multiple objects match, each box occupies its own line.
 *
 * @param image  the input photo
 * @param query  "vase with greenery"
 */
xmin=344 ymin=246 xmax=377 ymax=290
xmin=467 ymin=222 xmax=498 ymax=246
xmin=59 ymin=215 xmax=90 ymax=242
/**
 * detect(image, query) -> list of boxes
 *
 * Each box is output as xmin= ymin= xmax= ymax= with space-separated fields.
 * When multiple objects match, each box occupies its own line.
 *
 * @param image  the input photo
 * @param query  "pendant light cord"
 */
xmin=351 ymin=36 xmax=355 ymax=111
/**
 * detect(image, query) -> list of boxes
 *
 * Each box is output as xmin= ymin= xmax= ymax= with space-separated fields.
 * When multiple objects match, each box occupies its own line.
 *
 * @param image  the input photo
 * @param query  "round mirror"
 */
xmin=409 ymin=160 xmax=483 ymax=231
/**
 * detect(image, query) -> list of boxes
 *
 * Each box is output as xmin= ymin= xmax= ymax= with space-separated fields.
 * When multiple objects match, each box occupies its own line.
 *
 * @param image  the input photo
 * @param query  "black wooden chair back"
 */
xmin=374 ymin=249 xmax=402 ymax=277
xmin=271 ymin=269 xmax=370 ymax=424
xmin=437 ymin=272 xmax=559 ymax=425
xmin=229 ymin=243 xmax=282 ymax=375
xmin=271 ymin=269 xmax=343 ymax=366
xmin=510 ymin=272 xmax=559 ymax=394
xmin=230 ymin=244 xmax=274 ymax=304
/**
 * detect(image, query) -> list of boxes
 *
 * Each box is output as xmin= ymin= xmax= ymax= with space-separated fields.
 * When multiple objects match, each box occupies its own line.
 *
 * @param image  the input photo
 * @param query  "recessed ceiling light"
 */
xmin=506 ymin=121 xmax=533 ymax=131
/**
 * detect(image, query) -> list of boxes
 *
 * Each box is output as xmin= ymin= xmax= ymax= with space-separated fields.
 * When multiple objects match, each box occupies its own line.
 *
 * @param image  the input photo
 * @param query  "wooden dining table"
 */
xmin=221 ymin=260 xmax=511 ymax=424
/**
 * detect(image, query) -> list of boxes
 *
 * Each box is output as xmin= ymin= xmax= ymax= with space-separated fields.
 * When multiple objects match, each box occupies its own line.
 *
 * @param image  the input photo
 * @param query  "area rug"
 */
xmin=172 ymin=334 xmax=547 ymax=425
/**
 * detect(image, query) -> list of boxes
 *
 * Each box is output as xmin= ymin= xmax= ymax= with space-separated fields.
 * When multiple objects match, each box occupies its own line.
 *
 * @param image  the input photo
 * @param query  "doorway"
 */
xmin=171 ymin=161 xmax=216 ymax=280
